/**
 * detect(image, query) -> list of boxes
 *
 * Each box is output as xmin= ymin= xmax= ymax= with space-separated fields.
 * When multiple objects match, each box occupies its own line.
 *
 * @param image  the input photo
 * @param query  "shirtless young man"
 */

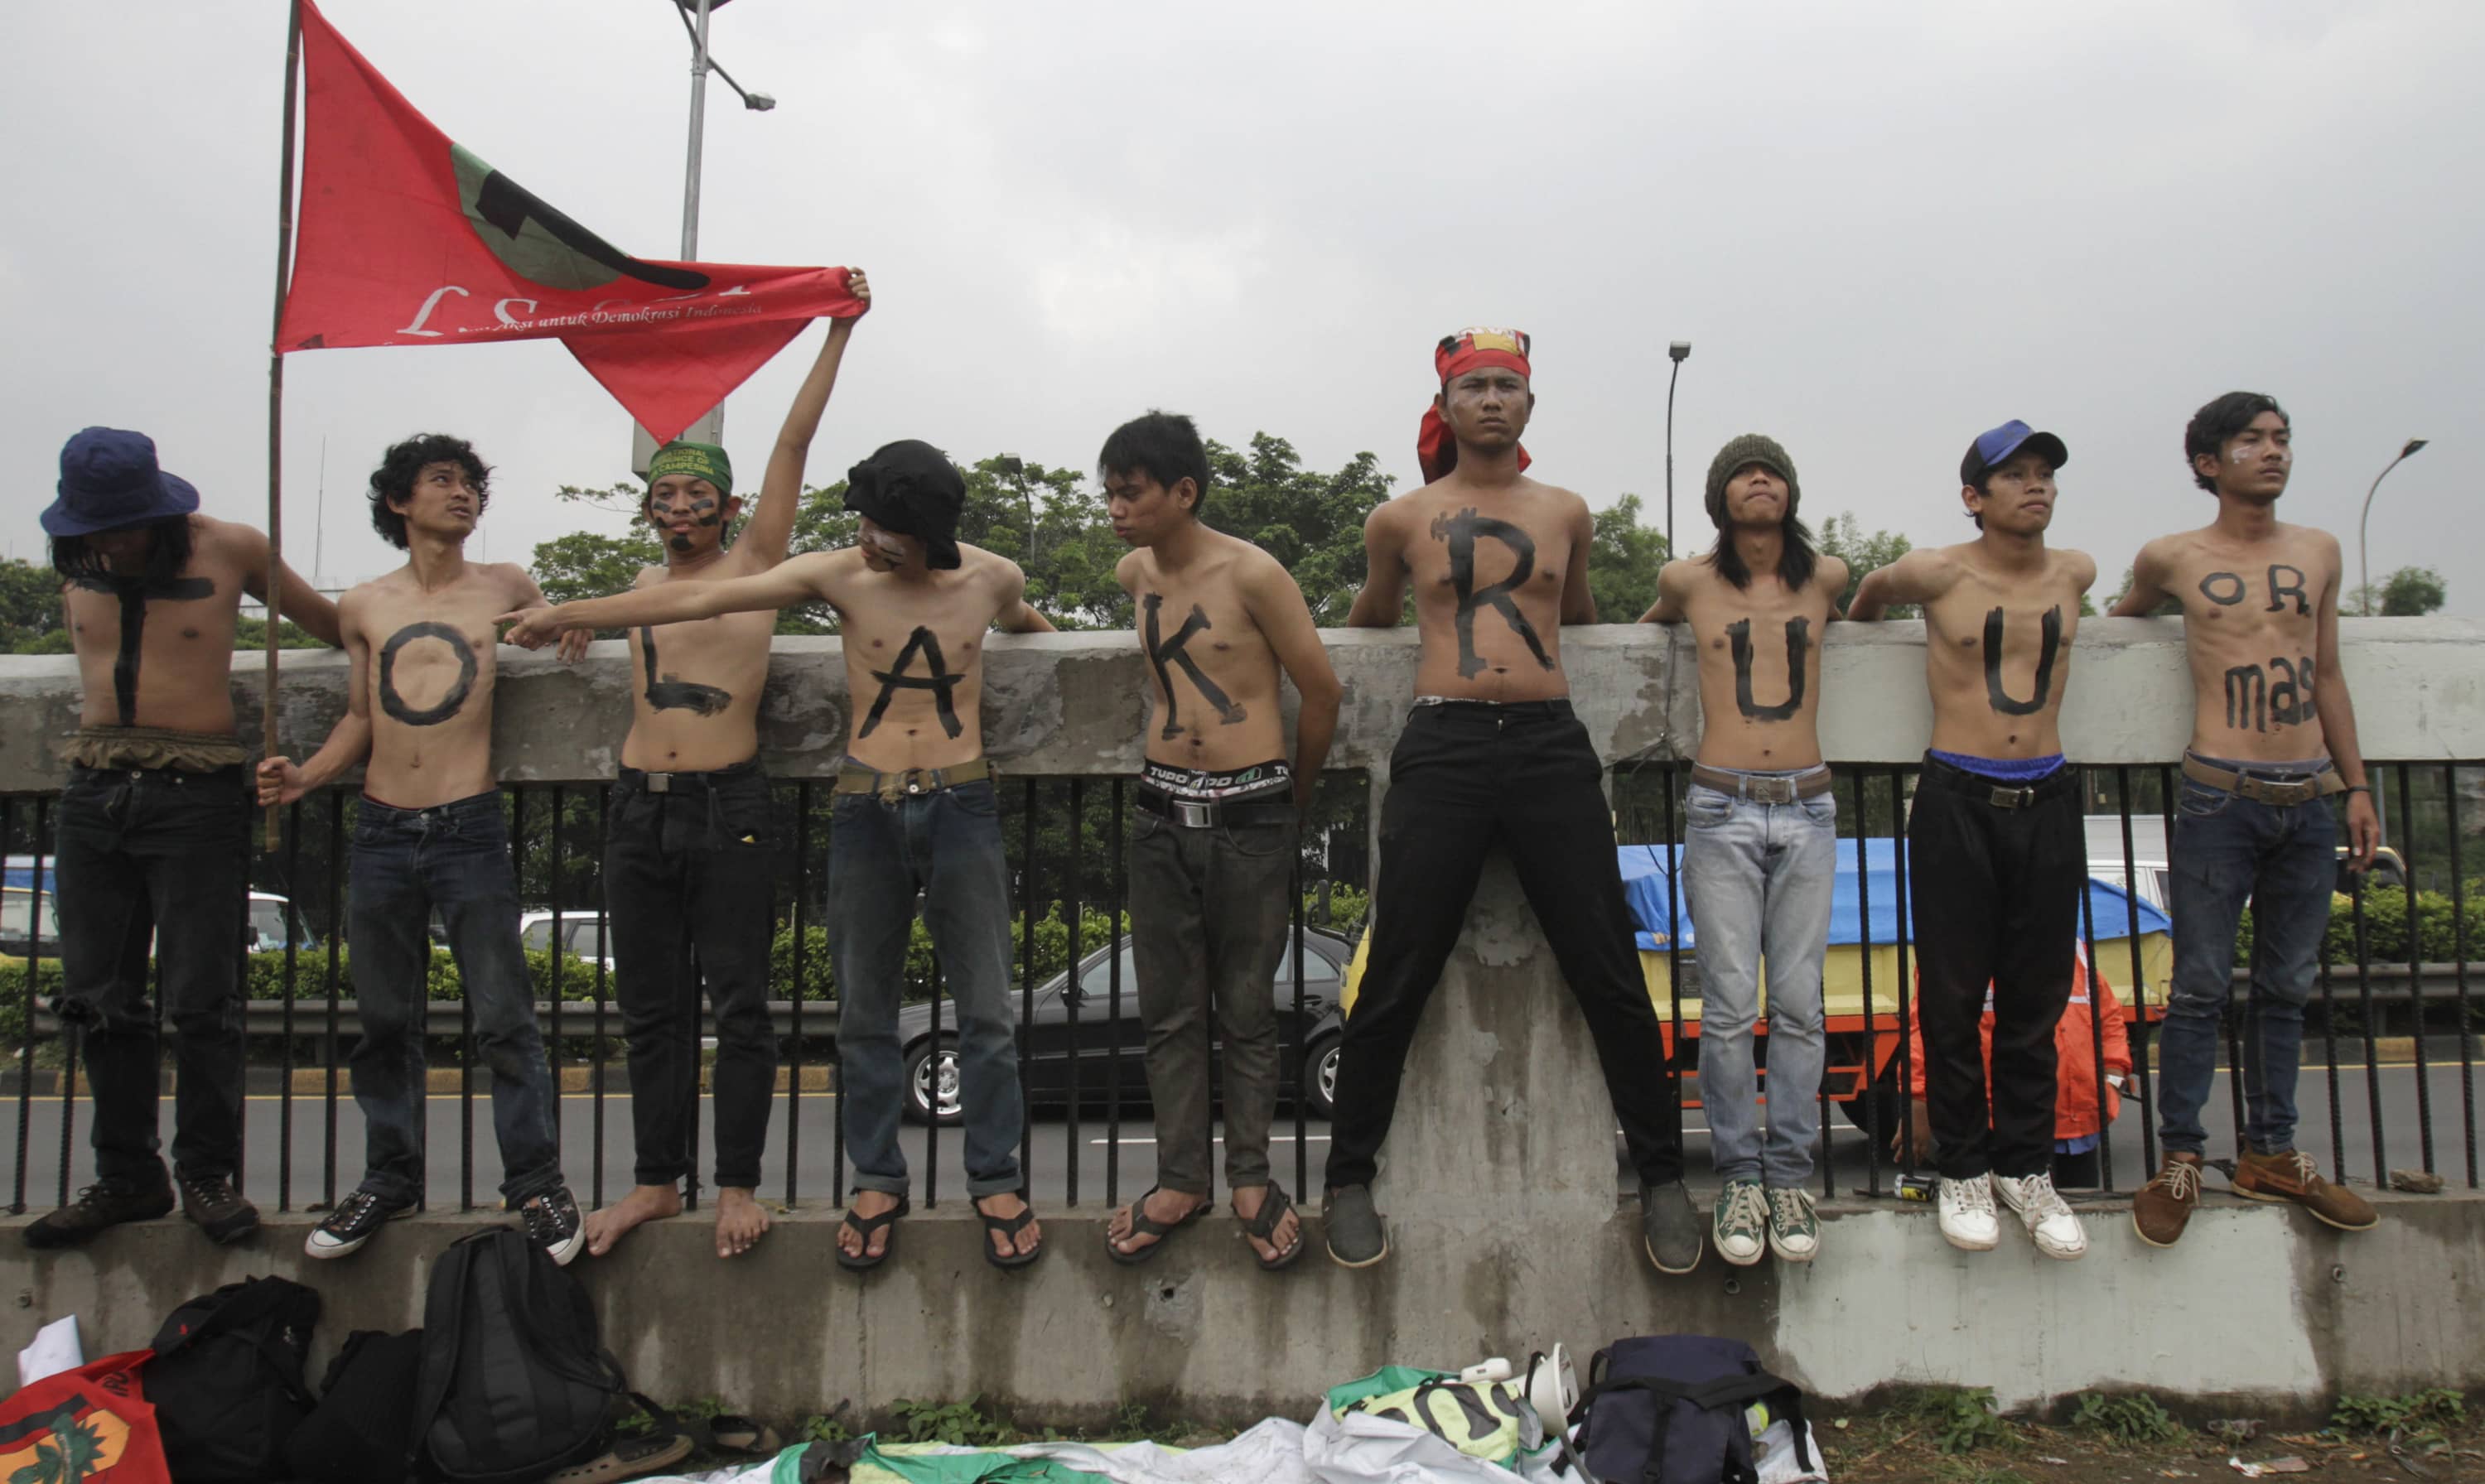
xmin=1848 ymin=420 xmax=2097 ymax=1260
xmin=506 ymin=441 xmax=1056 ymax=1270
xmin=2115 ymin=393 xmax=2381 ymax=1246
xmin=1637 ymin=434 xmax=1846 ymax=1268
xmin=24 ymin=427 xmax=339 ymax=1250
xmin=1093 ymin=411 xmax=1341 ymax=1271
xmin=260 ymin=435 xmax=591 ymax=1264
xmin=578 ymin=286 xmax=868 ymax=1261
xmin=1323 ymin=329 xmax=1691 ymax=1274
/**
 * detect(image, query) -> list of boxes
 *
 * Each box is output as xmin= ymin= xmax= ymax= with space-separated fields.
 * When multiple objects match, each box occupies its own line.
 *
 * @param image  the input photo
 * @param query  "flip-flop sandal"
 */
xmin=1235 ymin=1182 xmax=1306 ymax=1271
xmin=548 ymin=1430 xmax=694 ymax=1484
xmin=977 ymin=1201 xmax=1045 ymax=1270
xmin=835 ymin=1195 xmax=910 ymax=1272
xmin=1106 ymin=1186 xmax=1206 ymax=1266
xmin=707 ymin=1414 xmax=782 ymax=1458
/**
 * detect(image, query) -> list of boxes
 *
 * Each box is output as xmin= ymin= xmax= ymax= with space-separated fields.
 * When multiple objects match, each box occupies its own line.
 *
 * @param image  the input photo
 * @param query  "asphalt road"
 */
xmin=7 ymin=1059 xmax=2477 ymax=1219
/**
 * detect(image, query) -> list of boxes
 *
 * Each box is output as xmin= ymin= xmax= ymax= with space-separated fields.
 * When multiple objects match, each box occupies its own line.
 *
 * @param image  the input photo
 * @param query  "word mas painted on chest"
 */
xmin=2200 ymin=565 xmax=2317 ymax=735
xmin=1430 ymin=508 xmax=1552 ymax=679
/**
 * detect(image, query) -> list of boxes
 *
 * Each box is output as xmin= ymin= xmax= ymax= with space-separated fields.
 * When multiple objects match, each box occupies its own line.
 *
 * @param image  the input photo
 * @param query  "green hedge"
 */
xmin=2237 ymin=884 xmax=2485 ymax=968
xmin=770 ymin=903 xmax=1131 ymax=1005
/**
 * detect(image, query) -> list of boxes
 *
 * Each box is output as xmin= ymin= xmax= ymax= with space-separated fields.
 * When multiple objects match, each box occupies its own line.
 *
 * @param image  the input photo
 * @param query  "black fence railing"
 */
xmin=3 ymin=761 xmax=2477 ymax=1220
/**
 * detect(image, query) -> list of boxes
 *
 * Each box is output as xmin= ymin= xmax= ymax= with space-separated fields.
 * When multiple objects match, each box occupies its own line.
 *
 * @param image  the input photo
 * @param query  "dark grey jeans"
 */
xmin=1127 ymin=797 xmax=1299 ymax=1194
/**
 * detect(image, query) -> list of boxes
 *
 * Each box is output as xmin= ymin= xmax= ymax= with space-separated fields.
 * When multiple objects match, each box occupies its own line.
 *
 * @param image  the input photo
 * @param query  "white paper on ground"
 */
xmin=16 ymin=1315 xmax=82 ymax=1387
xmin=1754 ymin=1419 xmax=1830 ymax=1483
xmin=1304 ymin=1406 xmax=1563 ymax=1484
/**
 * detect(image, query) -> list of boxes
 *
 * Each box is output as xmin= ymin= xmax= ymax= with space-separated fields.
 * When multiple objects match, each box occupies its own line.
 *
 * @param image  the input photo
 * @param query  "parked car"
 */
xmin=518 ymin=911 xmax=616 ymax=974
xmin=897 ymin=929 xmax=1355 ymax=1125
xmin=4 ymin=872 xmax=309 ymax=959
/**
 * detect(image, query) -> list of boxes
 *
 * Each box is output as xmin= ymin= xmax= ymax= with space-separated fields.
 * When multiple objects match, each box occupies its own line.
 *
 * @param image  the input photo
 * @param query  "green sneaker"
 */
xmin=1712 ymin=1178 xmax=1768 ymax=1267
xmin=1766 ymin=1186 xmax=1820 ymax=1265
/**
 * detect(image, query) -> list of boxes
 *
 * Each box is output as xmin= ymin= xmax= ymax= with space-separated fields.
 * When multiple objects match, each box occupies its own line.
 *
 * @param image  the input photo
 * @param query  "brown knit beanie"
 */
xmin=1706 ymin=434 xmax=1799 ymax=527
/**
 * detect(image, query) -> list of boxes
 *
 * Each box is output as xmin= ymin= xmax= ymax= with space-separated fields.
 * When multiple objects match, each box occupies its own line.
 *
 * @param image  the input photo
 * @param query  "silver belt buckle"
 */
xmin=645 ymin=773 xmax=673 ymax=794
xmin=1989 ymin=785 xmax=2035 ymax=809
xmin=1750 ymin=777 xmax=1797 ymax=805
xmin=1174 ymin=798 xmax=1217 ymax=828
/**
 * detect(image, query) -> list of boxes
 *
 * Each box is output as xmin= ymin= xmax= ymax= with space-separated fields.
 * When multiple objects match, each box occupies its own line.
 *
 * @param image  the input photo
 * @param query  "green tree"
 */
xmin=1589 ymin=494 xmax=1672 ymax=622
xmin=1816 ymin=512 xmax=1917 ymax=618
xmin=0 ymin=556 xmax=70 ymax=653
xmin=233 ymin=617 xmax=329 ymax=650
xmin=2378 ymin=565 xmax=2447 ymax=617
xmin=1199 ymin=434 xmax=1396 ymax=624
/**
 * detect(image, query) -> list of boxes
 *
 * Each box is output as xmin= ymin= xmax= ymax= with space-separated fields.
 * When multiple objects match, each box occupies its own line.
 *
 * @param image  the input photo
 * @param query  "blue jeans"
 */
xmin=1681 ymin=779 xmax=1836 ymax=1187
xmin=2157 ymin=762 xmax=2336 ymax=1157
xmin=827 ymin=775 xmax=1025 ymax=1199
xmin=348 ymin=793 xmax=564 ymax=1206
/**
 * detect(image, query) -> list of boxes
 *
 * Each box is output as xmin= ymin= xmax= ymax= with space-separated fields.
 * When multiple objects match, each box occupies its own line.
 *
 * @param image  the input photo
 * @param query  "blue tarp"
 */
xmin=1619 ymin=838 xmax=2171 ymax=953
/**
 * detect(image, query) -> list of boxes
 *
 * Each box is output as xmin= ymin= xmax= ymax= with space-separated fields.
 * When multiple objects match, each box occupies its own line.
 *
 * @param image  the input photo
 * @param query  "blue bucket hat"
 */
xmin=44 ymin=427 xmax=201 ymax=537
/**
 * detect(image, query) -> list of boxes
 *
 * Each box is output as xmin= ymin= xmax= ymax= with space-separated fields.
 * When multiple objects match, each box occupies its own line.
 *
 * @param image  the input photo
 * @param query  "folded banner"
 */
xmin=277 ymin=0 xmax=866 ymax=445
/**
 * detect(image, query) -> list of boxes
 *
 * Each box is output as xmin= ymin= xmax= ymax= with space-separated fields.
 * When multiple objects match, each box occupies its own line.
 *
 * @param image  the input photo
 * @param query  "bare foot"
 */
xmin=838 ymin=1189 xmax=903 ymax=1262
xmin=583 ymin=1183 xmax=683 ymax=1258
xmin=1106 ymin=1188 xmax=1208 ymax=1259
xmin=975 ymin=1192 xmax=1042 ymax=1260
xmin=715 ymin=1187 xmax=770 ymax=1258
xmin=1231 ymin=1184 xmax=1302 ymax=1265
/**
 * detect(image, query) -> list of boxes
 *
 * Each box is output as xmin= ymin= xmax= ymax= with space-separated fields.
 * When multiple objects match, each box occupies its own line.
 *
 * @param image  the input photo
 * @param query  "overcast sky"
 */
xmin=8 ymin=1 xmax=2477 ymax=610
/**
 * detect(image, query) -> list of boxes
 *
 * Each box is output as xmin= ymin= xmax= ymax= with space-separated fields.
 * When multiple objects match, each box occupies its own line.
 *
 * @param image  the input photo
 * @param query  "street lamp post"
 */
xmin=1665 ymin=342 xmax=1691 ymax=556
xmin=2357 ymin=437 xmax=2430 ymax=614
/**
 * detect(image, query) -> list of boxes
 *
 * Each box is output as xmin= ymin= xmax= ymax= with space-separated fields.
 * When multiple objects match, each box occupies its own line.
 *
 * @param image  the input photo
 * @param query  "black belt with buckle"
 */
xmin=1134 ymin=786 xmax=1296 ymax=829
xmin=622 ymin=759 xmax=760 ymax=796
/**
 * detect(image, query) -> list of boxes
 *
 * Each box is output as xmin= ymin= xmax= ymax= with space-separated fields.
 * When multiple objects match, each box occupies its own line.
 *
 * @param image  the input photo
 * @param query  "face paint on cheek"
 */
xmin=865 ymin=531 xmax=910 ymax=562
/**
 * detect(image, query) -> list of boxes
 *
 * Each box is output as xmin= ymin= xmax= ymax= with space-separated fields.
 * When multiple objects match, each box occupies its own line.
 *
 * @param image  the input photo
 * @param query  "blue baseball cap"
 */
xmin=1961 ymin=420 xmax=2068 ymax=486
xmin=43 ymin=427 xmax=201 ymax=537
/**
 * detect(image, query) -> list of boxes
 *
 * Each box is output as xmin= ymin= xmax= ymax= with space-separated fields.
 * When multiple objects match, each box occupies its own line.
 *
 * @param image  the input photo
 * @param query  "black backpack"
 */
xmin=146 ymin=1274 xmax=321 ymax=1484
xmin=413 ymin=1227 xmax=630 ymax=1484
xmin=1573 ymin=1336 xmax=1812 ymax=1484
xmin=283 ymin=1327 xmax=427 ymax=1484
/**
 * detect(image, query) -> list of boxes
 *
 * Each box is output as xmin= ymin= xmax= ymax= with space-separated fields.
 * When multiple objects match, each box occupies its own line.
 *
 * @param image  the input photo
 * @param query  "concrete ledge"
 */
xmin=5 ymin=1191 xmax=2475 ymax=1422
xmin=5 ymin=618 xmax=2483 ymax=791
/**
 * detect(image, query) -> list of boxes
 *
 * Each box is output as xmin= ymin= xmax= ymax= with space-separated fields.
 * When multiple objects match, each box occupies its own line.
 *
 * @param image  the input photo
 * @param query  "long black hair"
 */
xmin=1709 ymin=513 xmax=1817 ymax=592
xmin=51 ymin=513 xmax=197 ymax=588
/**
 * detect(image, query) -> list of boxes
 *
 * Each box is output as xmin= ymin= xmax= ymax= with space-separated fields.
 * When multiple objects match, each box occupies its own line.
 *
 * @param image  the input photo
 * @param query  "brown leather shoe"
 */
xmin=2232 ymin=1149 xmax=2378 ymax=1231
xmin=2131 ymin=1152 xmax=2203 ymax=1248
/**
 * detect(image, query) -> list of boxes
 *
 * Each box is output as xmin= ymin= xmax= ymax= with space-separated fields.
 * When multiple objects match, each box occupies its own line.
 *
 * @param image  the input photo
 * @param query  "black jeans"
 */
xmin=1327 ymin=701 xmax=1685 ymax=1191
xmin=1906 ymin=756 xmax=2084 ymax=1180
xmin=50 ymin=765 xmax=248 ymax=1188
xmin=349 ymin=793 xmax=563 ymax=1206
xmin=603 ymin=761 xmax=782 ymax=1192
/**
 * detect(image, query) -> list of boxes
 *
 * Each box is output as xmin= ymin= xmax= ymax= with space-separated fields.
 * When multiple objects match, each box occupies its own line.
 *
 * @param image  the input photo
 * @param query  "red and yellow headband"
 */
xmin=1420 ymin=327 xmax=1533 ymax=484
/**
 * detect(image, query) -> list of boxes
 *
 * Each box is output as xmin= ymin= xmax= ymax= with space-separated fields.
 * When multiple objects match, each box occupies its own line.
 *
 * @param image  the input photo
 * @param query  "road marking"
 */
xmin=1093 ymin=1135 xmax=1331 ymax=1146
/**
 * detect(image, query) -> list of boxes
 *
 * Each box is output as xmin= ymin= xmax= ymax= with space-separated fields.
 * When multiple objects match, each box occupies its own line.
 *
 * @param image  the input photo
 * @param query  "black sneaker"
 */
xmin=23 ymin=1178 xmax=175 ymax=1250
xmin=1322 ymin=1183 xmax=1389 ymax=1269
xmin=1641 ymin=1178 xmax=1704 ymax=1275
xmin=522 ymin=1186 xmax=586 ymax=1266
xmin=178 ymin=1173 xmax=260 ymax=1246
xmin=306 ymin=1187 xmax=413 ymax=1260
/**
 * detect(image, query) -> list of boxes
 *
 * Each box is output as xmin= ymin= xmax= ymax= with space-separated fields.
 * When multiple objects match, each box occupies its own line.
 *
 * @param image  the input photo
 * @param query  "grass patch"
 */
xmin=2069 ymin=1391 xmax=2182 ymax=1443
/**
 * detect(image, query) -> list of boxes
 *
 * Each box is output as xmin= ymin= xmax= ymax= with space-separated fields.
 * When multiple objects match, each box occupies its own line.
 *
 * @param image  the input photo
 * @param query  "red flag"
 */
xmin=277 ymin=0 xmax=866 ymax=445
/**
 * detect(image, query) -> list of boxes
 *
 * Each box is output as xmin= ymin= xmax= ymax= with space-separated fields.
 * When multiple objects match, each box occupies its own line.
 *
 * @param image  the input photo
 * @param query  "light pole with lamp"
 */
xmin=634 ymin=0 xmax=778 ymax=471
xmin=1665 ymin=341 xmax=1691 ymax=557
xmin=2357 ymin=437 xmax=2429 ymax=614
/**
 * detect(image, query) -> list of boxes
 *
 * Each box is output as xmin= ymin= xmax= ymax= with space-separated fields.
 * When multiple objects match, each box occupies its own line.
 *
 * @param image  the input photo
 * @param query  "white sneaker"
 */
xmin=1995 ymin=1172 xmax=2087 ymax=1260
xmin=1936 ymin=1174 xmax=2000 ymax=1251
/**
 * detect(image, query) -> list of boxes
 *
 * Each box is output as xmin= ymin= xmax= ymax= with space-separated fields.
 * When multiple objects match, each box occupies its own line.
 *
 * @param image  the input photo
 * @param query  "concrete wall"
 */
xmin=6 ymin=621 xmax=2483 ymax=1422
xmin=3 ymin=617 xmax=2482 ymax=790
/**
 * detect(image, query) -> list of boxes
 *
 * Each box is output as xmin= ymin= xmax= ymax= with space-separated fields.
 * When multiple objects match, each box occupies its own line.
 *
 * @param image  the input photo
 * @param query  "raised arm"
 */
xmin=1244 ymin=556 xmax=1343 ymax=808
xmin=2309 ymin=534 xmax=2380 ymax=869
xmin=746 ymin=277 xmax=869 ymax=567
xmin=1846 ymin=549 xmax=1953 ymax=622
xmin=1636 ymin=559 xmax=1693 ymax=624
xmin=503 ymin=552 xmax=833 ymax=645
xmin=1344 ymin=502 xmax=1410 ymax=629
xmin=237 ymin=523 xmax=342 ymax=647
xmin=258 ymin=595 xmax=372 ymax=804
xmin=2108 ymin=539 xmax=2174 ymax=618
xmin=1560 ymin=495 xmax=1599 ymax=625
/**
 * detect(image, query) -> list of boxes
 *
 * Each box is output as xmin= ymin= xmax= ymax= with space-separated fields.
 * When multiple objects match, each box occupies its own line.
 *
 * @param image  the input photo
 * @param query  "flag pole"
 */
xmin=263 ymin=0 xmax=303 ymax=851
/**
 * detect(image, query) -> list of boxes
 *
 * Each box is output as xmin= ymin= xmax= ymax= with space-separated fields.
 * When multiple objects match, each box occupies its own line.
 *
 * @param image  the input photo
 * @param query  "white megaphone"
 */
xmin=1525 ymin=1344 xmax=1580 ymax=1423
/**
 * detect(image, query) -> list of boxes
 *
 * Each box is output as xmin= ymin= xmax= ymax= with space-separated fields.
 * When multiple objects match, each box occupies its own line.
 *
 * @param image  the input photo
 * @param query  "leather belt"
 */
xmin=2181 ymin=755 xmax=2346 ymax=807
xmin=1134 ymin=786 xmax=1296 ymax=829
xmin=833 ymin=757 xmax=994 ymax=802
xmin=1689 ymin=764 xmax=1832 ymax=804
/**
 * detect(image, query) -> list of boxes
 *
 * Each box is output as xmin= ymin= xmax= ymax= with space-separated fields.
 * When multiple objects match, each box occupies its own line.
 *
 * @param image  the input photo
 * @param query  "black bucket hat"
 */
xmin=843 ymin=440 xmax=964 ymax=571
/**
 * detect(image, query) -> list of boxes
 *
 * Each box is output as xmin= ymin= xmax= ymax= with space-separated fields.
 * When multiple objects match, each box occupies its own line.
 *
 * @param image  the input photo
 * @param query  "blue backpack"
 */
xmin=1573 ymin=1336 xmax=1812 ymax=1484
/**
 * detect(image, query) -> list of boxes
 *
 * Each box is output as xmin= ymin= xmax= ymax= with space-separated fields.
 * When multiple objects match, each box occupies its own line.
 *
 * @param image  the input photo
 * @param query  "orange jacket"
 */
xmin=1904 ymin=942 xmax=2134 ymax=1140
